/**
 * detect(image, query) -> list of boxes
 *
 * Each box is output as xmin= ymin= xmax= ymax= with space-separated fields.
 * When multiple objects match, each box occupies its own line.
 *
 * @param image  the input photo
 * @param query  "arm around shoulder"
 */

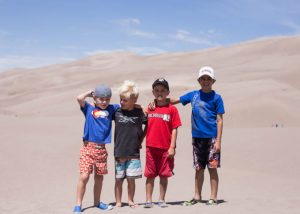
xmin=169 ymin=97 xmax=181 ymax=105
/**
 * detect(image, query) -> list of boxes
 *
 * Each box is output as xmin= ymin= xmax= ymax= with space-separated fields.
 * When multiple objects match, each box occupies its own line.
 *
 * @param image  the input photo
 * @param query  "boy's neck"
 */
xmin=122 ymin=106 xmax=134 ymax=111
xmin=201 ymin=88 xmax=213 ymax=93
xmin=156 ymin=99 xmax=168 ymax=106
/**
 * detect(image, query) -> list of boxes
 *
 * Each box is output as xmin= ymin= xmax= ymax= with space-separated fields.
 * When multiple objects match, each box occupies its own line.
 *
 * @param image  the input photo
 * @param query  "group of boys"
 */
xmin=73 ymin=66 xmax=225 ymax=213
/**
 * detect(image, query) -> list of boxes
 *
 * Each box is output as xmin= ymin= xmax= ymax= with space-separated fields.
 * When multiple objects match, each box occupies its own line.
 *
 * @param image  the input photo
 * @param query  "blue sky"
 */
xmin=1 ymin=0 xmax=300 ymax=71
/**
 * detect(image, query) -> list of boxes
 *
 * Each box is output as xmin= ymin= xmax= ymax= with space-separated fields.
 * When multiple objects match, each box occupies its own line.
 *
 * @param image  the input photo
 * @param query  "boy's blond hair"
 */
xmin=119 ymin=80 xmax=139 ymax=99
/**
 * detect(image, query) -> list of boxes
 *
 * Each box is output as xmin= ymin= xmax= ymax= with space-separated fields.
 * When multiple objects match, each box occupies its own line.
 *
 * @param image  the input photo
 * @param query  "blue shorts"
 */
xmin=115 ymin=158 xmax=142 ymax=179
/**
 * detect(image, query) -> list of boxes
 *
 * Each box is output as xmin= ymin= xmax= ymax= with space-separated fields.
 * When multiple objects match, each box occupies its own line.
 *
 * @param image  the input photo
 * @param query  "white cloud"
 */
xmin=281 ymin=20 xmax=300 ymax=33
xmin=130 ymin=29 xmax=156 ymax=38
xmin=0 ymin=55 xmax=75 ymax=72
xmin=0 ymin=29 xmax=9 ymax=37
xmin=84 ymin=47 xmax=165 ymax=56
xmin=84 ymin=49 xmax=125 ymax=56
xmin=114 ymin=18 xmax=157 ymax=39
xmin=128 ymin=47 xmax=166 ymax=55
xmin=115 ymin=18 xmax=141 ymax=27
xmin=174 ymin=30 xmax=216 ymax=46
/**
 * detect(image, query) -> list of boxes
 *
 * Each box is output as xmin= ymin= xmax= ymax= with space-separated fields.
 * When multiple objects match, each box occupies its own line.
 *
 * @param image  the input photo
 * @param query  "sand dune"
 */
xmin=0 ymin=35 xmax=299 ymax=213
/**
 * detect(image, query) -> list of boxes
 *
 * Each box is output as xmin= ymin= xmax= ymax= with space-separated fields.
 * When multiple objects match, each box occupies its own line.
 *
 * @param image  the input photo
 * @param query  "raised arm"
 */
xmin=77 ymin=90 xmax=93 ymax=108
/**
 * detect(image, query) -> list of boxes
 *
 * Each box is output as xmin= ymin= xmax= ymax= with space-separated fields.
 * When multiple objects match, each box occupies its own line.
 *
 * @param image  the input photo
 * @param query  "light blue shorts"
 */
xmin=115 ymin=158 xmax=142 ymax=179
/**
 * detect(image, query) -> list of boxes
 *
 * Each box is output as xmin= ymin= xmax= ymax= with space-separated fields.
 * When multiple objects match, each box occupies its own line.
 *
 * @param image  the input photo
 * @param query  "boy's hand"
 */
xmin=148 ymin=100 xmax=156 ymax=110
xmin=88 ymin=90 xmax=94 ymax=97
xmin=214 ymin=140 xmax=221 ymax=153
xmin=168 ymin=147 xmax=176 ymax=158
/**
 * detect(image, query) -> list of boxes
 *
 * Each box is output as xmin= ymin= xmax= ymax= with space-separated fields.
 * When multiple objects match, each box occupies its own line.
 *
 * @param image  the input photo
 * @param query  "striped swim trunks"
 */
xmin=115 ymin=158 xmax=142 ymax=179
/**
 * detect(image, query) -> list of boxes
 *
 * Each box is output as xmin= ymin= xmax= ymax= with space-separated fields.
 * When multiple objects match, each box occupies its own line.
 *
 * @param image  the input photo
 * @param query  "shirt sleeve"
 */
xmin=216 ymin=95 xmax=225 ymax=114
xmin=80 ymin=101 xmax=90 ymax=116
xmin=179 ymin=91 xmax=193 ymax=106
xmin=171 ymin=105 xmax=182 ymax=129
xmin=113 ymin=104 xmax=120 ymax=112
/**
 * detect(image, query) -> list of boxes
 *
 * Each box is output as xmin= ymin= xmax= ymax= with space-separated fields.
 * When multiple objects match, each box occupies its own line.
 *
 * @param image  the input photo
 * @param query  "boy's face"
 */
xmin=198 ymin=75 xmax=215 ymax=92
xmin=120 ymin=95 xmax=136 ymax=110
xmin=152 ymin=85 xmax=170 ymax=101
xmin=94 ymin=96 xmax=111 ymax=109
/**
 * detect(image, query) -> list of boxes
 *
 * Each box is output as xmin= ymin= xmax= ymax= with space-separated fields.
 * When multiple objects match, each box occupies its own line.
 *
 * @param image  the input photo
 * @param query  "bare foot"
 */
xmin=115 ymin=202 xmax=122 ymax=207
xmin=128 ymin=201 xmax=139 ymax=208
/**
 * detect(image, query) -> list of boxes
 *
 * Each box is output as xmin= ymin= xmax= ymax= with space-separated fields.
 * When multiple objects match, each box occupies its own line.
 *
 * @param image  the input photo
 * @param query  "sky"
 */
xmin=0 ymin=0 xmax=300 ymax=71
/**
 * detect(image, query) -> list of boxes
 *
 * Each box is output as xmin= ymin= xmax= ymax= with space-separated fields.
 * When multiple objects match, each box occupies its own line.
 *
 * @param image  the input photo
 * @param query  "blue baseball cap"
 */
xmin=94 ymin=84 xmax=112 ymax=98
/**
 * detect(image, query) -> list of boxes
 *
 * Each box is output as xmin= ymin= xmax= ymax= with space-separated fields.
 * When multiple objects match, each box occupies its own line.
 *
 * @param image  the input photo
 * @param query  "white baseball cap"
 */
xmin=198 ymin=66 xmax=215 ymax=80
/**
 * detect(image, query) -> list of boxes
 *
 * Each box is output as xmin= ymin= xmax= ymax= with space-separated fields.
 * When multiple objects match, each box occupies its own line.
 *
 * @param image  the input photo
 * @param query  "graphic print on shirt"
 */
xmin=192 ymin=93 xmax=207 ymax=122
xmin=148 ymin=113 xmax=170 ymax=122
xmin=92 ymin=109 xmax=109 ymax=118
xmin=118 ymin=115 xmax=139 ymax=123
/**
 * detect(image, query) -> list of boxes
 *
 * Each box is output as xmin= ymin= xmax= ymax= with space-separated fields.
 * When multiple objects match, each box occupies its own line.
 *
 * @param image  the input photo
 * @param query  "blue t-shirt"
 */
xmin=180 ymin=90 xmax=225 ymax=138
xmin=81 ymin=102 xmax=119 ymax=144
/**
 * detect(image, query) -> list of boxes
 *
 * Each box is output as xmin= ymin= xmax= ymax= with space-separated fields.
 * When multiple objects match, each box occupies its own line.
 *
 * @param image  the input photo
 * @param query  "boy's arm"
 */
xmin=77 ymin=90 xmax=93 ymax=108
xmin=134 ymin=103 xmax=148 ymax=115
xmin=139 ymin=124 xmax=148 ymax=149
xmin=148 ymin=97 xmax=181 ymax=110
xmin=168 ymin=128 xmax=178 ymax=158
xmin=214 ymin=114 xmax=223 ymax=153
xmin=168 ymin=98 xmax=181 ymax=105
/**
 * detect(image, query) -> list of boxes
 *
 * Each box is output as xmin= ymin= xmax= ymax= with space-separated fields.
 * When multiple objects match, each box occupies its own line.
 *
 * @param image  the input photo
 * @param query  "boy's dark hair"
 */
xmin=152 ymin=78 xmax=169 ymax=90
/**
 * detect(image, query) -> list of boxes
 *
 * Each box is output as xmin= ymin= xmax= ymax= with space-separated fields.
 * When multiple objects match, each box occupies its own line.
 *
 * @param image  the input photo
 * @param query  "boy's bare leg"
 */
xmin=208 ymin=168 xmax=219 ymax=200
xmin=115 ymin=178 xmax=124 ymax=207
xmin=93 ymin=174 xmax=103 ymax=206
xmin=194 ymin=168 xmax=204 ymax=200
xmin=146 ymin=177 xmax=155 ymax=202
xmin=127 ymin=178 xmax=137 ymax=206
xmin=76 ymin=173 xmax=90 ymax=206
xmin=159 ymin=177 xmax=168 ymax=201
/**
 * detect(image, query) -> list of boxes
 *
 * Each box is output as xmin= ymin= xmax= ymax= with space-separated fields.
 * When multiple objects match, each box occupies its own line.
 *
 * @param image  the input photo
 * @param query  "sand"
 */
xmin=0 ymin=35 xmax=300 ymax=214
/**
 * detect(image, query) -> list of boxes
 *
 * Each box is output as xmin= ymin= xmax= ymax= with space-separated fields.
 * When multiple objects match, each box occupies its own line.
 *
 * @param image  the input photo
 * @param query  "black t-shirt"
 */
xmin=113 ymin=108 xmax=147 ymax=158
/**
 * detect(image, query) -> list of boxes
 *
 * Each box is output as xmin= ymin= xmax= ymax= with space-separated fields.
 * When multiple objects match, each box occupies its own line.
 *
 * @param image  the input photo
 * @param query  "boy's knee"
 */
xmin=79 ymin=173 xmax=90 ymax=183
xmin=208 ymin=168 xmax=218 ymax=174
xmin=195 ymin=167 xmax=204 ymax=172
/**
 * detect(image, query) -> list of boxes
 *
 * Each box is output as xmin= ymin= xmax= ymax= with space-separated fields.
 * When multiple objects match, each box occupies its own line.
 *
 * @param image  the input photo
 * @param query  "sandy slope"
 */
xmin=0 ymin=35 xmax=300 ymax=213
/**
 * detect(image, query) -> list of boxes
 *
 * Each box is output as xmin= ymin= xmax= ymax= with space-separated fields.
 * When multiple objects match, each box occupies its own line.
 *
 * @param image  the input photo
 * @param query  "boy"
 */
xmin=113 ymin=80 xmax=147 ymax=208
xmin=73 ymin=85 xmax=118 ymax=213
xmin=144 ymin=78 xmax=181 ymax=208
xmin=172 ymin=66 xmax=225 ymax=205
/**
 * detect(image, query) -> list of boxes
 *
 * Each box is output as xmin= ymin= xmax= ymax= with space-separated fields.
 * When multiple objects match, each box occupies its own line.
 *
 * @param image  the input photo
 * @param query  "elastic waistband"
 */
xmin=84 ymin=142 xmax=106 ymax=149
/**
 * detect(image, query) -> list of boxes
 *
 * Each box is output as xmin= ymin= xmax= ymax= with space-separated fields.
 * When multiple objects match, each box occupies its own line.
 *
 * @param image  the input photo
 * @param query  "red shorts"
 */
xmin=79 ymin=142 xmax=108 ymax=175
xmin=144 ymin=146 xmax=174 ymax=178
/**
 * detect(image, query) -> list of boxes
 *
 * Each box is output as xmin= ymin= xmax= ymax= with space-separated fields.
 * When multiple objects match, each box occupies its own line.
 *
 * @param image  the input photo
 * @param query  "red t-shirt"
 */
xmin=146 ymin=104 xmax=182 ymax=149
